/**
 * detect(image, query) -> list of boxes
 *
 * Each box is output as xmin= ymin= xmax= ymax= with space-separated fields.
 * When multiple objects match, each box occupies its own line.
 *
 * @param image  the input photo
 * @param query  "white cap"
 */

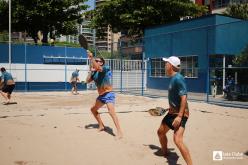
xmin=162 ymin=56 xmax=180 ymax=68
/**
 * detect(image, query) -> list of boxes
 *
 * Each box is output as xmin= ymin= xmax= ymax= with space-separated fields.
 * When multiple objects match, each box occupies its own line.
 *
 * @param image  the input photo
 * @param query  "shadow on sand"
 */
xmin=144 ymin=144 xmax=181 ymax=165
xmin=99 ymin=111 xmax=133 ymax=114
xmin=2 ymin=102 xmax=17 ymax=105
xmin=84 ymin=124 xmax=115 ymax=137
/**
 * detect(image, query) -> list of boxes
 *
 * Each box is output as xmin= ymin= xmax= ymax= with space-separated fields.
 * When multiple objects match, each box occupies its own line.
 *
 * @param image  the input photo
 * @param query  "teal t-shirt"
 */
xmin=91 ymin=66 xmax=113 ymax=95
xmin=168 ymin=72 xmax=187 ymax=110
xmin=0 ymin=71 xmax=14 ymax=84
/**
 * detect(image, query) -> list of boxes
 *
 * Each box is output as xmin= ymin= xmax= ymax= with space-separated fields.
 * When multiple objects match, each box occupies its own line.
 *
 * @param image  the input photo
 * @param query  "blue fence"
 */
xmin=0 ymin=43 xmax=88 ymax=91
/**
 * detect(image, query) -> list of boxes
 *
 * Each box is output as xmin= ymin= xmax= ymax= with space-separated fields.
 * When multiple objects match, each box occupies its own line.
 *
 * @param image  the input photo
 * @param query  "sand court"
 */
xmin=0 ymin=91 xmax=248 ymax=165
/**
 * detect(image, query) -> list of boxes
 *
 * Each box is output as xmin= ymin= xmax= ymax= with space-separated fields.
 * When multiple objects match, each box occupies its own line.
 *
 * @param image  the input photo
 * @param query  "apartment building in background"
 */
xmin=80 ymin=17 xmax=94 ymax=48
xmin=195 ymin=0 xmax=248 ymax=14
xmin=95 ymin=0 xmax=120 ymax=52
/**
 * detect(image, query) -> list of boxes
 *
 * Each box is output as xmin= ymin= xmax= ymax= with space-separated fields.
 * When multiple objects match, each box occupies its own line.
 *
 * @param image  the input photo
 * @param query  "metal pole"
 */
xmin=93 ymin=0 xmax=97 ymax=56
xmin=223 ymin=55 xmax=226 ymax=95
xmin=65 ymin=46 xmax=67 ymax=91
xmin=24 ymin=43 xmax=27 ymax=92
xmin=141 ymin=52 xmax=145 ymax=96
xmin=93 ymin=29 xmax=97 ymax=56
xmin=235 ymin=71 xmax=238 ymax=85
xmin=9 ymin=0 xmax=11 ymax=71
xmin=206 ymin=28 xmax=209 ymax=102
xmin=110 ymin=34 xmax=114 ymax=85
xmin=120 ymin=41 xmax=123 ymax=93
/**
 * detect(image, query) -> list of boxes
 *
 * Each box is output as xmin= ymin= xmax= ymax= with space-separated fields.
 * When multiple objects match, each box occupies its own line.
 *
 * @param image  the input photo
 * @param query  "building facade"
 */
xmin=80 ymin=20 xmax=94 ymax=48
xmin=95 ymin=0 xmax=120 ymax=52
xmin=144 ymin=14 xmax=248 ymax=93
xmin=119 ymin=35 xmax=144 ymax=60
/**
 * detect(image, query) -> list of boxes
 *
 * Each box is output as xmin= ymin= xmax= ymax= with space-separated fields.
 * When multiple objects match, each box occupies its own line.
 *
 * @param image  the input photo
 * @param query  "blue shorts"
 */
xmin=97 ymin=92 xmax=115 ymax=104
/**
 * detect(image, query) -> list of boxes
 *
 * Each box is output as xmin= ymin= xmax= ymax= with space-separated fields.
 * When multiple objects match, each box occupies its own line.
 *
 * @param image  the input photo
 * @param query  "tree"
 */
xmin=226 ymin=3 xmax=248 ymax=66
xmin=225 ymin=3 xmax=248 ymax=20
xmin=0 ymin=0 xmax=89 ymax=44
xmin=233 ymin=44 xmax=248 ymax=67
xmin=0 ymin=1 xmax=8 ymax=31
xmin=88 ymin=0 xmax=207 ymax=38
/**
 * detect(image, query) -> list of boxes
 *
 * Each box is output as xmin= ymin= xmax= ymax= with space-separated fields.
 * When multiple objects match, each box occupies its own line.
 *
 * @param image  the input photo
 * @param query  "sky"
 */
xmin=85 ymin=0 xmax=95 ymax=11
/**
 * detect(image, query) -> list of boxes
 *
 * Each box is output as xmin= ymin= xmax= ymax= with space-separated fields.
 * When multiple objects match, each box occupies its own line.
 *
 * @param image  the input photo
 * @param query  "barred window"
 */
xmin=180 ymin=56 xmax=198 ymax=78
xmin=150 ymin=56 xmax=198 ymax=78
xmin=150 ymin=58 xmax=166 ymax=77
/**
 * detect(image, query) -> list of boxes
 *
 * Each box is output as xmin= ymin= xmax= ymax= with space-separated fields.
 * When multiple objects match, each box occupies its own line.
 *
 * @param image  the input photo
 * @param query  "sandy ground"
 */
xmin=0 ymin=91 xmax=248 ymax=165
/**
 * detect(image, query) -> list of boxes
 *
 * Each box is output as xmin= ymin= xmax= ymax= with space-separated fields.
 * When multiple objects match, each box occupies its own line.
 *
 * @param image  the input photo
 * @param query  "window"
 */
xmin=150 ymin=56 xmax=198 ymax=78
xmin=150 ymin=58 xmax=166 ymax=77
xmin=180 ymin=56 xmax=198 ymax=78
xmin=213 ymin=0 xmax=230 ymax=9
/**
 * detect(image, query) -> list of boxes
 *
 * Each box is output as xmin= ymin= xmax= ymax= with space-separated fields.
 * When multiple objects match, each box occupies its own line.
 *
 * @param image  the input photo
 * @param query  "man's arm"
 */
xmin=86 ymin=71 xmax=93 ymax=83
xmin=178 ymin=95 xmax=187 ymax=118
xmin=0 ymin=76 xmax=3 ymax=84
xmin=0 ymin=78 xmax=4 ymax=89
xmin=172 ymin=95 xmax=187 ymax=129
xmin=76 ymin=76 xmax=80 ymax=82
xmin=87 ymin=51 xmax=103 ymax=72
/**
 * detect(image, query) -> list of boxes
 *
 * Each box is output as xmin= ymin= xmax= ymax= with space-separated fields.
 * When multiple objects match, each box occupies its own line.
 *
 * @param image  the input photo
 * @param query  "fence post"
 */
xmin=64 ymin=46 xmax=67 ymax=91
xmin=119 ymin=41 xmax=123 ymax=93
xmin=206 ymin=28 xmax=210 ymax=102
xmin=110 ymin=41 xmax=114 ymax=86
xmin=8 ymin=0 xmax=11 ymax=72
xmin=141 ymin=52 xmax=145 ymax=96
xmin=24 ymin=43 xmax=27 ymax=92
xmin=222 ymin=55 xmax=226 ymax=95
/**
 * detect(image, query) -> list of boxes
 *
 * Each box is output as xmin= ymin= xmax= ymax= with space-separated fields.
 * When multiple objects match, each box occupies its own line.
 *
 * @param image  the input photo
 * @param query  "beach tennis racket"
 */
xmin=148 ymin=107 xmax=168 ymax=116
xmin=78 ymin=34 xmax=94 ymax=83
xmin=78 ymin=34 xmax=88 ymax=50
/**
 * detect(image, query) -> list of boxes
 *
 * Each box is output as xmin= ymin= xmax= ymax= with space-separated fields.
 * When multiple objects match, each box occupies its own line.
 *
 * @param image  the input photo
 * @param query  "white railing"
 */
xmin=88 ymin=59 xmax=147 ymax=91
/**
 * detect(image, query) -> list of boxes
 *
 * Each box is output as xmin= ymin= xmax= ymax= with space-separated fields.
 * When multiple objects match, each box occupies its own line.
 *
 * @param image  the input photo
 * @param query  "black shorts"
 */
xmin=2 ymin=84 xmax=15 ymax=94
xmin=162 ymin=113 xmax=188 ymax=130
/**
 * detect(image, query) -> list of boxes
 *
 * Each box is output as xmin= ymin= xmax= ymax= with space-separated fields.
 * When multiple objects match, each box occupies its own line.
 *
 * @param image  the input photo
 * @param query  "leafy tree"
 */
xmin=88 ymin=0 xmax=207 ymax=38
xmin=232 ymin=44 xmax=248 ymax=85
xmin=226 ymin=3 xmax=248 ymax=67
xmin=0 ymin=0 xmax=88 ymax=44
xmin=233 ymin=44 xmax=248 ymax=67
xmin=225 ymin=3 xmax=248 ymax=20
xmin=0 ymin=1 xmax=8 ymax=31
xmin=226 ymin=3 xmax=248 ymax=85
